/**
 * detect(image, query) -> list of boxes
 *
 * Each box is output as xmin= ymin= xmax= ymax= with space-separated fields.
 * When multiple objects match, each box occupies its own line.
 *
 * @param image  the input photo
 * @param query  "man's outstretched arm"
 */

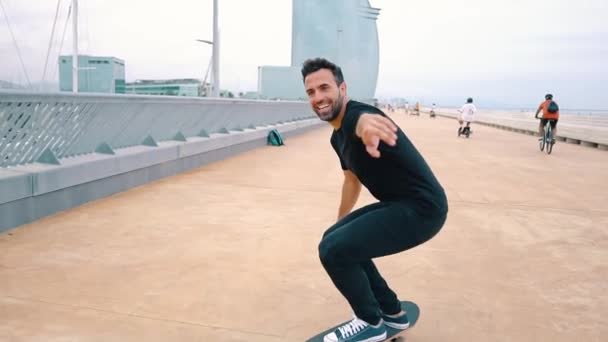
xmin=337 ymin=170 xmax=362 ymax=221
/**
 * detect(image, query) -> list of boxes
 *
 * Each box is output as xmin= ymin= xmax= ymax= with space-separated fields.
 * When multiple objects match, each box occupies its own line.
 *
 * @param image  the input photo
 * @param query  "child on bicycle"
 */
xmin=458 ymin=98 xmax=476 ymax=136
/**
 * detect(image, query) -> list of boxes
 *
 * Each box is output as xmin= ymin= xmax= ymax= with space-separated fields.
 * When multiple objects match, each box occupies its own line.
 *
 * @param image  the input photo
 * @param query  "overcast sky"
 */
xmin=1 ymin=0 xmax=607 ymax=109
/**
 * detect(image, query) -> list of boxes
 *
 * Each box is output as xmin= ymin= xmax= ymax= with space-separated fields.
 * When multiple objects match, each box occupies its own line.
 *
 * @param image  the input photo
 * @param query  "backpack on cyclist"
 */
xmin=547 ymin=100 xmax=559 ymax=114
xmin=267 ymin=129 xmax=284 ymax=146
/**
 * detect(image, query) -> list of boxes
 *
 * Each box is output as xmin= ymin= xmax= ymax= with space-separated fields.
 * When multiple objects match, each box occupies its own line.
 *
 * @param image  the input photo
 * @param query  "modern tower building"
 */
xmin=258 ymin=0 xmax=380 ymax=102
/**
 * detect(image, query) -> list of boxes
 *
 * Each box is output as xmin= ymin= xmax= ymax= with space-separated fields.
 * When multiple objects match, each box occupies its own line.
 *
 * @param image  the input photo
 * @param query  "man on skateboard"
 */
xmin=302 ymin=58 xmax=448 ymax=342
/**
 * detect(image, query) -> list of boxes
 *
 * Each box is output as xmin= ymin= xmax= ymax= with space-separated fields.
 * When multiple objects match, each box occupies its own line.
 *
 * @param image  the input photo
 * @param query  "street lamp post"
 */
xmin=195 ymin=0 xmax=219 ymax=97
xmin=72 ymin=0 xmax=79 ymax=93
xmin=195 ymin=39 xmax=213 ymax=97
xmin=211 ymin=0 xmax=219 ymax=97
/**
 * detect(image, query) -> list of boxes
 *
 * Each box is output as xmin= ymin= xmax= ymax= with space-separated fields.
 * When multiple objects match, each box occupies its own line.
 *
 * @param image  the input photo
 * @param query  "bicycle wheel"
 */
xmin=539 ymin=133 xmax=545 ymax=151
xmin=546 ymin=125 xmax=553 ymax=154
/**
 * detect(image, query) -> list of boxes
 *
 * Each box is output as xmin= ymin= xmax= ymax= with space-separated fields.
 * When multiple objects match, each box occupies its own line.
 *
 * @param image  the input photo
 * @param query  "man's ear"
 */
xmin=339 ymin=81 xmax=347 ymax=94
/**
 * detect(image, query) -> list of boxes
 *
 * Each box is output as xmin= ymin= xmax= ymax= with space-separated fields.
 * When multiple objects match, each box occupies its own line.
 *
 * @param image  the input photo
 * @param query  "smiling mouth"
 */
xmin=316 ymin=103 xmax=330 ymax=111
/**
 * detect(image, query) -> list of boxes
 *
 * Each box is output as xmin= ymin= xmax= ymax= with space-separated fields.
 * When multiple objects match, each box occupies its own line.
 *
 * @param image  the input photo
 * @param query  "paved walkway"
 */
xmin=1 ymin=113 xmax=606 ymax=341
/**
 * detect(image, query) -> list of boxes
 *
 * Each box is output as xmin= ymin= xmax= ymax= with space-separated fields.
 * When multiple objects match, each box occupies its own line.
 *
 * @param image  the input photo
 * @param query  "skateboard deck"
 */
xmin=306 ymin=301 xmax=420 ymax=342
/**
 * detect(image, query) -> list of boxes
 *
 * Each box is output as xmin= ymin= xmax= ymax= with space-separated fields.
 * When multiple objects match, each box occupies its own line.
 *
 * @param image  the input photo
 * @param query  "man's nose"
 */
xmin=312 ymin=93 xmax=324 ymax=105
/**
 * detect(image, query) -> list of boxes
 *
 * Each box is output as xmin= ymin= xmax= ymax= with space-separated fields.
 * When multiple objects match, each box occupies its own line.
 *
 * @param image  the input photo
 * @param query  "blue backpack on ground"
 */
xmin=547 ymin=100 xmax=559 ymax=113
xmin=267 ymin=129 xmax=284 ymax=146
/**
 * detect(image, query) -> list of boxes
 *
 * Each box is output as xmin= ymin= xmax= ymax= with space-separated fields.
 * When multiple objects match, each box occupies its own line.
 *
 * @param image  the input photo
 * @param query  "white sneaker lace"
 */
xmin=338 ymin=317 xmax=368 ymax=338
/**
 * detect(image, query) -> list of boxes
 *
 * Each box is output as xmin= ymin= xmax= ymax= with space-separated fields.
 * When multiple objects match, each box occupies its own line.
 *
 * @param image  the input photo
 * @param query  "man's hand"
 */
xmin=355 ymin=114 xmax=398 ymax=158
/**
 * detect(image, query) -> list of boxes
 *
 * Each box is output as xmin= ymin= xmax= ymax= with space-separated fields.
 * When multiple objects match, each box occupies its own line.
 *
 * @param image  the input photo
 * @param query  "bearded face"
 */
xmin=313 ymin=89 xmax=344 ymax=122
xmin=304 ymin=69 xmax=346 ymax=123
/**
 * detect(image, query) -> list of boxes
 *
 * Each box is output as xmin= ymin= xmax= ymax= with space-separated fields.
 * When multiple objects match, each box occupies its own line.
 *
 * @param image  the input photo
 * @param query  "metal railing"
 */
xmin=0 ymin=91 xmax=314 ymax=167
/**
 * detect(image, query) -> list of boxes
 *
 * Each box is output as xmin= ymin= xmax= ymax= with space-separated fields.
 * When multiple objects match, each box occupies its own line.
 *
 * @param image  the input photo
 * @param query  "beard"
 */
xmin=315 ymin=91 xmax=344 ymax=122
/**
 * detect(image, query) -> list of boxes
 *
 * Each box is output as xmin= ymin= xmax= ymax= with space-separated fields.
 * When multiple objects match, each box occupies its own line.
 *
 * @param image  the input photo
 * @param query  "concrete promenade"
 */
xmin=1 ymin=113 xmax=606 ymax=341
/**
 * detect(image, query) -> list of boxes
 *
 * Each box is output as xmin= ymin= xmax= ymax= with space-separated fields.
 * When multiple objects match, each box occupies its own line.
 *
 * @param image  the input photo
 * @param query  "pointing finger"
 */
xmin=366 ymin=144 xmax=381 ymax=158
xmin=385 ymin=118 xmax=398 ymax=132
xmin=368 ymin=122 xmax=397 ymax=143
xmin=374 ymin=116 xmax=398 ymax=132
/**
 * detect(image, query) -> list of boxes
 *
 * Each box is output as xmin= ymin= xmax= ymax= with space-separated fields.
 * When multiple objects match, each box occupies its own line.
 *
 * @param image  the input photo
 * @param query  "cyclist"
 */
xmin=457 ymin=98 xmax=476 ymax=136
xmin=535 ymin=94 xmax=559 ymax=143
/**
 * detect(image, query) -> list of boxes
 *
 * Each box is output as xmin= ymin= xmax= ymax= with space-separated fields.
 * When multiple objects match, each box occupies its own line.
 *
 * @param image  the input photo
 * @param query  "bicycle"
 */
xmin=458 ymin=121 xmax=472 ymax=138
xmin=536 ymin=116 xmax=555 ymax=154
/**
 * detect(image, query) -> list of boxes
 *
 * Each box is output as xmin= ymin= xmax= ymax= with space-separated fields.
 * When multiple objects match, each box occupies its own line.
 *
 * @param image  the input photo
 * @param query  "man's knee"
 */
xmin=318 ymin=238 xmax=343 ymax=266
xmin=322 ymin=223 xmax=340 ymax=239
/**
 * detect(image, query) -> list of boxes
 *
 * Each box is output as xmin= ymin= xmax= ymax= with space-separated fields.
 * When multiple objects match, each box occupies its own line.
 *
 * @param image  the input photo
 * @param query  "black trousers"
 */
xmin=318 ymin=200 xmax=447 ymax=325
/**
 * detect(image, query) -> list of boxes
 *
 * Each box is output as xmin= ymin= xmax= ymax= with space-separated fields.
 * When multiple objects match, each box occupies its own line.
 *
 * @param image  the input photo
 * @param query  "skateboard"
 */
xmin=306 ymin=301 xmax=420 ymax=342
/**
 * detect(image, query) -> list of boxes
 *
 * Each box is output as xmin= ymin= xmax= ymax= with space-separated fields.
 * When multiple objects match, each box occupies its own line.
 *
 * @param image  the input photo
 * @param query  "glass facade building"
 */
xmin=59 ymin=55 xmax=126 ymax=93
xmin=258 ymin=0 xmax=380 ymax=102
xmin=125 ymin=79 xmax=201 ymax=97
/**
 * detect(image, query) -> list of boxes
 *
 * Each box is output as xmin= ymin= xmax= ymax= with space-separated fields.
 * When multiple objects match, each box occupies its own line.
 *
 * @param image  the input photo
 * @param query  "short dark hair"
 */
xmin=301 ymin=58 xmax=344 ymax=85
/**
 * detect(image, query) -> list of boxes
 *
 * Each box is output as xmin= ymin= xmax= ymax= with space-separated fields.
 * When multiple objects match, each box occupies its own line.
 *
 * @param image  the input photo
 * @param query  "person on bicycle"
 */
xmin=458 ymin=98 xmax=476 ymax=136
xmin=535 ymin=94 xmax=559 ymax=142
